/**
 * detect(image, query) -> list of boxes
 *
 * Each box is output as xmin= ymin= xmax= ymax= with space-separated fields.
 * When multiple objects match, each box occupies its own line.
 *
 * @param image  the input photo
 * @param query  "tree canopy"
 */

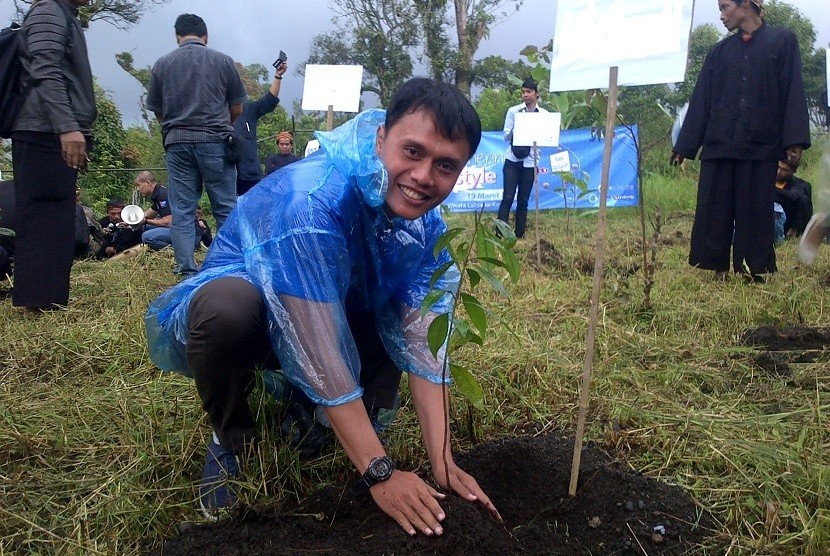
xmin=13 ymin=0 xmax=169 ymax=29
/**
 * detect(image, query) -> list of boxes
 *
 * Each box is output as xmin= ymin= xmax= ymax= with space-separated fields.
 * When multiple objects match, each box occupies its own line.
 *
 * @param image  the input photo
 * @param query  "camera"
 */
xmin=272 ymin=50 xmax=287 ymax=70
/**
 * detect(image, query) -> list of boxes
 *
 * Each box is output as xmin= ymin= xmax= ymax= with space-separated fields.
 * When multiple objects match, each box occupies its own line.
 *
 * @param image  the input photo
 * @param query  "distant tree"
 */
xmin=236 ymin=63 xmax=269 ymax=99
xmin=762 ymin=1 xmax=827 ymax=129
xmin=474 ymin=88 xmax=516 ymax=131
xmin=115 ymin=52 xmax=153 ymax=126
xmin=13 ymin=0 xmax=168 ymax=29
xmin=305 ymin=0 xmax=418 ymax=106
xmin=472 ymin=55 xmax=532 ymax=91
xmin=77 ymin=83 xmax=134 ymax=211
xmin=671 ymin=23 xmax=721 ymax=109
xmin=306 ymin=0 xmax=524 ymax=102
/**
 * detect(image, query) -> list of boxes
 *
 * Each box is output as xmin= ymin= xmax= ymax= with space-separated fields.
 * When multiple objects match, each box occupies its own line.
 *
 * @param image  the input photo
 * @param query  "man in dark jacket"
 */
xmin=670 ymin=0 xmax=810 ymax=282
xmin=97 ymin=198 xmax=143 ymax=258
xmin=10 ymin=0 xmax=96 ymax=310
xmin=773 ymin=160 xmax=812 ymax=238
xmin=234 ymin=62 xmax=288 ymax=195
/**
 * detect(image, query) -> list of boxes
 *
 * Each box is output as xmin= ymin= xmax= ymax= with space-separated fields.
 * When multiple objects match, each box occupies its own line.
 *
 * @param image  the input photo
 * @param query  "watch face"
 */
xmin=368 ymin=456 xmax=394 ymax=481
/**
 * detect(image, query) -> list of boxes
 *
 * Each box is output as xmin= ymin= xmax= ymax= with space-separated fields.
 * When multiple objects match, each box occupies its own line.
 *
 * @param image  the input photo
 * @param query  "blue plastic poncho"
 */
xmin=145 ymin=109 xmax=459 ymax=406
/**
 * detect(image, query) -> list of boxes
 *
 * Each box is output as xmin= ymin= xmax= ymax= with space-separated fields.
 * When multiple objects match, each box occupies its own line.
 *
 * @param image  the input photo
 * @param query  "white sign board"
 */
xmin=513 ymin=112 xmax=562 ymax=147
xmin=302 ymin=65 xmax=364 ymax=113
xmin=549 ymin=0 xmax=694 ymax=92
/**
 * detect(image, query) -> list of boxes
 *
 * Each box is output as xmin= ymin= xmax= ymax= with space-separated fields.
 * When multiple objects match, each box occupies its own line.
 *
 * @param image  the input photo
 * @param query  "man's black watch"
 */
xmin=361 ymin=456 xmax=395 ymax=488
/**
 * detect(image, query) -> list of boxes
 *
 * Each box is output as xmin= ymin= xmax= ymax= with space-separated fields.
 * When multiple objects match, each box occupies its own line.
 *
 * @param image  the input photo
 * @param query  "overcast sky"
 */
xmin=4 ymin=0 xmax=828 ymax=127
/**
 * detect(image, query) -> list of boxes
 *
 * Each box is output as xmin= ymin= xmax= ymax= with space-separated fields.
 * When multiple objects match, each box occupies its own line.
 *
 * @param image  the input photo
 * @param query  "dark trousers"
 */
xmin=11 ymin=133 xmax=79 ymax=308
xmin=497 ymin=159 xmax=535 ymax=238
xmin=236 ymin=177 xmax=259 ymax=196
xmin=689 ymin=159 xmax=777 ymax=275
xmin=187 ymin=277 xmax=402 ymax=452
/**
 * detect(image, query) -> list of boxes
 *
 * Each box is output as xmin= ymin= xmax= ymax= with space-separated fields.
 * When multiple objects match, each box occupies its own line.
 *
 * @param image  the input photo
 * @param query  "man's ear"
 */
xmin=375 ymin=125 xmax=386 ymax=154
xmin=202 ymin=34 xmax=209 ymax=45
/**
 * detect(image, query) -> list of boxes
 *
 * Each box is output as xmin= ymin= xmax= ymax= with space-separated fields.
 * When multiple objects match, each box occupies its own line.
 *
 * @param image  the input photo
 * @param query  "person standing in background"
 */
xmin=671 ymin=0 xmax=810 ymax=282
xmin=497 ymin=78 xmax=547 ymax=239
xmin=9 ymin=0 xmax=96 ymax=311
xmin=146 ymin=13 xmax=247 ymax=276
xmin=234 ymin=61 xmax=288 ymax=195
xmin=265 ymin=131 xmax=300 ymax=175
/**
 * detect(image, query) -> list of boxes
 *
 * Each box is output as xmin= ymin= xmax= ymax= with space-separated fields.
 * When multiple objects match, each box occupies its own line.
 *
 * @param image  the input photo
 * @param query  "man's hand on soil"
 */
xmin=433 ymin=463 xmax=502 ymax=522
xmin=370 ymin=470 xmax=446 ymax=536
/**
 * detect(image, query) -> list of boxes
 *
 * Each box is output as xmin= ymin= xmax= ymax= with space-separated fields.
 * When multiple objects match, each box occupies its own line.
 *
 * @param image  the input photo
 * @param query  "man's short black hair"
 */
xmin=106 ymin=198 xmax=126 ymax=209
xmin=384 ymin=78 xmax=481 ymax=159
xmin=174 ymin=14 xmax=208 ymax=37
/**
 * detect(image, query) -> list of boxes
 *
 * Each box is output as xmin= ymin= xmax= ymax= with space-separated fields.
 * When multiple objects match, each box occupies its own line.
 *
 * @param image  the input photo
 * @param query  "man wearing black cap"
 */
xmin=670 ymin=0 xmax=810 ymax=282
xmin=497 ymin=78 xmax=548 ymax=238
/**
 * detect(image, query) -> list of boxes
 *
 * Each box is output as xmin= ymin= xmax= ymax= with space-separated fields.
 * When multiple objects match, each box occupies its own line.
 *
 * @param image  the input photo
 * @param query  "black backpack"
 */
xmin=0 ymin=6 xmax=73 ymax=139
xmin=0 ymin=20 xmax=26 ymax=138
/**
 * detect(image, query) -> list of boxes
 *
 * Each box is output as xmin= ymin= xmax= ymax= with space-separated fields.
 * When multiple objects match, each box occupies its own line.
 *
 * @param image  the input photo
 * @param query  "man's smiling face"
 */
xmin=377 ymin=109 xmax=470 ymax=220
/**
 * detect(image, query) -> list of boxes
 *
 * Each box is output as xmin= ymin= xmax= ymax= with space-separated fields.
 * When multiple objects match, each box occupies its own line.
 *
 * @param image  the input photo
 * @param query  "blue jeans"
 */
xmin=165 ymin=142 xmax=236 ymax=274
xmin=142 ymin=225 xmax=172 ymax=250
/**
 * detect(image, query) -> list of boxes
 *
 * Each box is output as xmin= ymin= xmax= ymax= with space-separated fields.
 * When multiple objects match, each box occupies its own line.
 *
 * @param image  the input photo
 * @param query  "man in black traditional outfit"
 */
xmin=670 ymin=0 xmax=810 ymax=282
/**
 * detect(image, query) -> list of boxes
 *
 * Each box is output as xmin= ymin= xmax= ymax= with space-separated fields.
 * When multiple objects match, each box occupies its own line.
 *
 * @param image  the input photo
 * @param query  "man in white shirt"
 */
xmin=497 ymin=78 xmax=547 ymax=238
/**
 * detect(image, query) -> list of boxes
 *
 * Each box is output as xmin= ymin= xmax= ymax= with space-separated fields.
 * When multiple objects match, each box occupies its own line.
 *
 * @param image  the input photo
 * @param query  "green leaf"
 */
xmin=497 ymin=245 xmax=521 ymax=283
xmin=428 ymin=261 xmax=454 ymax=289
xmin=475 ymin=228 xmax=498 ymax=272
xmin=466 ymin=268 xmax=481 ymax=289
xmin=461 ymin=293 xmax=487 ymax=337
xmin=491 ymin=218 xmax=517 ymax=248
xmin=477 ymin=266 xmax=509 ymax=297
xmin=433 ymin=227 xmax=464 ymax=259
xmin=450 ymin=364 xmax=484 ymax=408
xmin=427 ymin=313 xmax=450 ymax=358
xmin=0 ymin=227 xmax=15 ymax=237
xmin=478 ymin=256 xmax=509 ymax=271
xmin=420 ymin=289 xmax=447 ymax=318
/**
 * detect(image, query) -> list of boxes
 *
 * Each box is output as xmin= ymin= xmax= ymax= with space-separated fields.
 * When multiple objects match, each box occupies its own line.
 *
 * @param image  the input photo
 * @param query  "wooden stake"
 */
xmin=326 ymin=105 xmax=334 ymax=131
xmin=569 ymin=66 xmax=619 ymax=497
xmin=533 ymin=140 xmax=541 ymax=266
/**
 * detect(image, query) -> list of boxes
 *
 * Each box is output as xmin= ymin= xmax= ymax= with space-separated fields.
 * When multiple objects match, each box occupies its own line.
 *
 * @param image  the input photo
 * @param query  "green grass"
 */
xmin=1 ymin=166 xmax=829 ymax=555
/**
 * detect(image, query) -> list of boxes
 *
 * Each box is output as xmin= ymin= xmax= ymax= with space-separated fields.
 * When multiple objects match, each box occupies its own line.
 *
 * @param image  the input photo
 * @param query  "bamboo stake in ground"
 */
xmin=533 ymin=140 xmax=541 ymax=266
xmin=569 ymin=66 xmax=619 ymax=497
xmin=326 ymin=104 xmax=334 ymax=131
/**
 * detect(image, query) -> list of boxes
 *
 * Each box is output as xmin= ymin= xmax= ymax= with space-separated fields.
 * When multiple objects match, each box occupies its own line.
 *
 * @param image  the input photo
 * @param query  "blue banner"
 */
xmin=444 ymin=125 xmax=639 ymax=212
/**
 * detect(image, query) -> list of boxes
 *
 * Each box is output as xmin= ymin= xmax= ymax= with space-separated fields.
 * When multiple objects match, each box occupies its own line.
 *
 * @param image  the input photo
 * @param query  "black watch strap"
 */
xmin=361 ymin=456 xmax=395 ymax=488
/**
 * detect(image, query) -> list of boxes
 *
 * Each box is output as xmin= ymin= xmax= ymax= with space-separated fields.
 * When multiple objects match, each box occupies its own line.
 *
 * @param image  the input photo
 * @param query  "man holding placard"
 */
xmin=497 ymin=78 xmax=548 ymax=239
xmin=671 ymin=0 xmax=810 ymax=282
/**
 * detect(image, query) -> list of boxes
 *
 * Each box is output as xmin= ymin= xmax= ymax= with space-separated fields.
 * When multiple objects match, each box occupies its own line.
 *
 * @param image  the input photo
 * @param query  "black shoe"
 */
xmin=279 ymin=402 xmax=334 ymax=458
xmin=742 ymin=273 xmax=765 ymax=284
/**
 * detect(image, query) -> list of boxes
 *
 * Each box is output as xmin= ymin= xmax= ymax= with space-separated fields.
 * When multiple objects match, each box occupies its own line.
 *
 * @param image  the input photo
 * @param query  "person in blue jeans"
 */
xmin=145 ymin=13 xmax=247 ymax=276
xmin=135 ymin=171 xmax=208 ymax=252
xmin=135 ymin=171 xmax=173 ymax=250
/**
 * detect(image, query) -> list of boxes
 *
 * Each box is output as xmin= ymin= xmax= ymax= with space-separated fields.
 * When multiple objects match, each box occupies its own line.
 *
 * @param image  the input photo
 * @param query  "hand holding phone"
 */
xmin=273 ymin=50 xmax=287 ymax=71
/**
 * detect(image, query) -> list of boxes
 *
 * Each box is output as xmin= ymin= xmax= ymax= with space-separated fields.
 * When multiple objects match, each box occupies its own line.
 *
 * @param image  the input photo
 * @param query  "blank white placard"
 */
xmin=302 ymin=65 xmax=364 ymax=112
xmin=513 ymin=112 xmax=562 ymax=147
xmin=549 ymin=0 xmax=694 ymax=92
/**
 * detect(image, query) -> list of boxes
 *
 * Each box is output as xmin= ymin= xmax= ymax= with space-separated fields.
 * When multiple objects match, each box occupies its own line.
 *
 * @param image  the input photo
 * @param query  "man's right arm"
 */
xmin=229 ymin=103 xmax=243 ymax=124
xmin=503 ymin=106 xmax=515 ymax=143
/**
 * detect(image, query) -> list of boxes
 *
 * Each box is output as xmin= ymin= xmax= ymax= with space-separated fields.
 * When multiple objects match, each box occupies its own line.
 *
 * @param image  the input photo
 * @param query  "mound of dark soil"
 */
xmin=153 ymin=433 xmax=714 ymax=555
xmin=742 ymin=325 xmax=830 ymax=351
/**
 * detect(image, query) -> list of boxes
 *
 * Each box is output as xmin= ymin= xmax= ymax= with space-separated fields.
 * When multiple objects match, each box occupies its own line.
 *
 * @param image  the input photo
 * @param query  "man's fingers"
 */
xmin=389 ymin=510 xmax=417 ymax=536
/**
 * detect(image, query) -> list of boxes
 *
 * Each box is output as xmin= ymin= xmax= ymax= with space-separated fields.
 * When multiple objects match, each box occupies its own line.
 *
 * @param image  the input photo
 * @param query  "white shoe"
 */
xmin=799 ymin=213 xmax=828 ymax=265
